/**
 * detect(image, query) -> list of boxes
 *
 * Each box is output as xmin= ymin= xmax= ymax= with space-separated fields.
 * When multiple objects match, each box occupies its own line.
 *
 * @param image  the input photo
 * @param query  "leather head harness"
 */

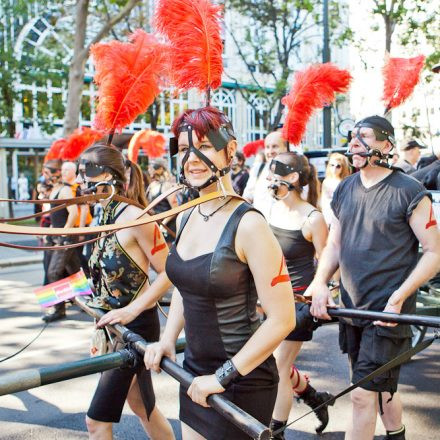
xmin=268 ymin=158 xmax=302 ymax=200
xmin=345 ymin=115 xmax=397 ymax=170
xmin=168 ymin=119 xmax=236 ymax=191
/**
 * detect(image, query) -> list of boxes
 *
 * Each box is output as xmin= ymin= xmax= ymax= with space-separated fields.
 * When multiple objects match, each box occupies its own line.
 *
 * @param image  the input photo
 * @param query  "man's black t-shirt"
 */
xmin=331 ymin=171 xmax=429 ymax=325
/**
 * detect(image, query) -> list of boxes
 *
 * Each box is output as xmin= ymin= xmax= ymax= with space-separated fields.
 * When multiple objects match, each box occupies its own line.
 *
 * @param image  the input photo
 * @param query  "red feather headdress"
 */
xmin=382 ymin=55 xmax=425 ymax=114
xmin=242 ymin=139 xmax=265 ymax=158
xmin=91 ymin=30 xmax=168 ymax=136
xmin=154 ymin=0 xmax=223 ymax=103
xmin=61 ymin=127 xmax=103 ymax=161
xmin=282 ymin=63 xmax=352 ymax=146
xmin=44 ymin=139 xmax=67 ymax=162
xmin=127 ymin=130 xmax=166 ymax=162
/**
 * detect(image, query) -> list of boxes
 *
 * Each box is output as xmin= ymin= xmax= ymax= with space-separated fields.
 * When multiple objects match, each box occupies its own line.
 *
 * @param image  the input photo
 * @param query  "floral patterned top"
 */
xmin=89 ymin=200 xmax=148 ymax=305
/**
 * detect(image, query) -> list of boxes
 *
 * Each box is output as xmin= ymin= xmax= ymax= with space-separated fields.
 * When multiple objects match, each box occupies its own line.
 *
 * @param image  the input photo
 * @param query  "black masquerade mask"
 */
xmin=169 ymin=122 xmax=235 ymax=192
xmin=78 ymin=159 xmax=119 ymax=197
xmin=346 ymin=115 xmax=396 ymax=170
xmin=268 ymin=159 xmax=298 ymax=200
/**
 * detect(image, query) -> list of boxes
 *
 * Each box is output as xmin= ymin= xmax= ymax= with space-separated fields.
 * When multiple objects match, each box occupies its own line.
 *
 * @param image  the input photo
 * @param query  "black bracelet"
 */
xmin=215 ymin=359 xmax=240 ymax=388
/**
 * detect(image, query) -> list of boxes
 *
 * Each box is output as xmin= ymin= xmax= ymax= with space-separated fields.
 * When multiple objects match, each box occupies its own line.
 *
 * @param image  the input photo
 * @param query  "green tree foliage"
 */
xmin=0 ymin=0 xmax=68 ymax=136
xmin=0 ymin=0 xmax=145 ymax=138
xmin=224 ymin=0 xmax=351 ymax=132
xmin=372 ymin=0 xmax=439 ymax=70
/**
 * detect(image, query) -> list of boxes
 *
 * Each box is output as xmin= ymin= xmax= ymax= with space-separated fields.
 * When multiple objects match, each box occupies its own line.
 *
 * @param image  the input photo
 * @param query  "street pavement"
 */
xmin=0 ymin=263 xmax=439 ymax=439
xmin=0 ymin=203 xmax=42 ymax=264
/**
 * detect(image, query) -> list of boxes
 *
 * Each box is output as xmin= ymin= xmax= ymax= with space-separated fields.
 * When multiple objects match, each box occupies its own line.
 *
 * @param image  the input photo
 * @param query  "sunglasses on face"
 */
xmin=44 ymin=167 xmax=60 ymax=174
xmin=329 ymin=163 xmax=342 ymax=169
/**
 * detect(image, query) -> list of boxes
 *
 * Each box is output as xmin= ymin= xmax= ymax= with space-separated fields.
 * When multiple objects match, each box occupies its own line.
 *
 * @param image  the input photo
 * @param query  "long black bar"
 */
xmin=0 ymin=350 xmax=133 ymax=396
xmin=74 ymin=297 xmax=271 ymax=440
xmin=328 ymin=307 xmax=440 ymax=328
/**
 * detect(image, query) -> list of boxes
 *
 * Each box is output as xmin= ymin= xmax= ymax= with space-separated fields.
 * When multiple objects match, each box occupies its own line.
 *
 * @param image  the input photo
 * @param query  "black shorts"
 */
xmin=87 ymin=307 xmax=160 ymax=423
xmin=339 ymin=322 xmax=412 ymax=394
xmin=287 ymin=297 xmax=314 ymax=342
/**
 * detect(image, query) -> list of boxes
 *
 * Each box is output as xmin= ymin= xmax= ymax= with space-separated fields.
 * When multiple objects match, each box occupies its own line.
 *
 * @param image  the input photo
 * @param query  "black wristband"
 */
xmin=215 ymin=359 xmax=240 ymax=388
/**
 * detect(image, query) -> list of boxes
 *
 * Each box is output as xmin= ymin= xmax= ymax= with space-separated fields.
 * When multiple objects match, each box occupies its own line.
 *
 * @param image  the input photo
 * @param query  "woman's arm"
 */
xmin=97 ymin=212 xmax=171 ymax=327
xmin=144 ymin=287 xmax=185 ymax=372
xmin=230 ymin=211 xmax=295 ymax=375
xmin=305 ymin=211 xmax=328 ymax=260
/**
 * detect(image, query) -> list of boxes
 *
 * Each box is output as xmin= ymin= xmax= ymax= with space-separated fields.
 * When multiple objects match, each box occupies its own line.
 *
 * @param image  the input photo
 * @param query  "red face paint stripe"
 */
xmin=270 ymin=256 xmax=291 ymax=287
xmin=426 ymin=205 xmax=437 ymax=230
xmin=151 ymin=224 xmax=166 ymax=255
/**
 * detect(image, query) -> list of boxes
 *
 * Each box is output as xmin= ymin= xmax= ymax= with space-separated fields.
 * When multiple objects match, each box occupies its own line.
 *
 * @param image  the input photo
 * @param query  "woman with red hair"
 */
xmin=144 ymin=106 xmax=295 ymax=440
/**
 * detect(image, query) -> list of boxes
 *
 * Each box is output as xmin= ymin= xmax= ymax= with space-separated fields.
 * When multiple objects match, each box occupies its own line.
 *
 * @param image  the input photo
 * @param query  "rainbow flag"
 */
xmin=34 ymin=269 xmax=93 ymax=308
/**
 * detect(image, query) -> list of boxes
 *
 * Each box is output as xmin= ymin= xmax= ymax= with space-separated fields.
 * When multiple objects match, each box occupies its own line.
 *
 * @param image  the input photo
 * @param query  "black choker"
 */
xmin=197 ymin=198 xmax=233 ymax=222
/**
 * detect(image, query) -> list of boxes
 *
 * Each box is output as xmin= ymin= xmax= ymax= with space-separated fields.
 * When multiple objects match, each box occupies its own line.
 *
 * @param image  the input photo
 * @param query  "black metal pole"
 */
xmin=322 ymin=0 xmax=332 ymax=148
xmin=328 ymin=307 xmax=440 ymax=328
xmin=74 ymin=297 xmax=271 ymax=440
xmin=0 ymin=349 xmax=134 ymax=397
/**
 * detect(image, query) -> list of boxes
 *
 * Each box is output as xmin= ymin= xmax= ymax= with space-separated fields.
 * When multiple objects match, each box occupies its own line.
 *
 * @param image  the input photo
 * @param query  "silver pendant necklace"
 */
xmin=197 ymin=198 xmax=233 ymax=221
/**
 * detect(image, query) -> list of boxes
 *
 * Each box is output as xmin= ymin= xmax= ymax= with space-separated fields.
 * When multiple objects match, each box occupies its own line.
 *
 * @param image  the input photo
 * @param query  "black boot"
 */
xmin=270 ymin=419 xmax=287 ymax=440
xmin=42 ymin=302 xmax=66 ymax=323
xmin=297 ymin=383 xmax=335 ymax=434
xmin=384 ymin=425 xmax=405 ymax=440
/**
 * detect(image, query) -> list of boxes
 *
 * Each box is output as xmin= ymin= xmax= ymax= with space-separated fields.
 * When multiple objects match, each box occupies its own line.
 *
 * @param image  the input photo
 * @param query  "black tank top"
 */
xmin=89 ymin=200 xmax=148 ymax=304
xmin=50 ymin=187 xmax=69 ymax=228
xmin=270 ymin=210 xmax=317 ymax=292
xmin=166 ymin=202 xmax=278 ymax=384
xmin=148 ymin=182 xmax=172 ymax=214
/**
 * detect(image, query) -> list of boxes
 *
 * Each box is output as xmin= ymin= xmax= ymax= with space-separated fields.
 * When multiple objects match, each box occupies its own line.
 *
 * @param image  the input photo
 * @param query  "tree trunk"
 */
xmin=63 ymin=0 xmax=89 ymax=137
xmin=63 ymin=0 xmax=142 ymax=137
xmin=385 ymin=17 xmax=393 ymax=54
xmin=1 ymin=81 xmax=16 ymax=137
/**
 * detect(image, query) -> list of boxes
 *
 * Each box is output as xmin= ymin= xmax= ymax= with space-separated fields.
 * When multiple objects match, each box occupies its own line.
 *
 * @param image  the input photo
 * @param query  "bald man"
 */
xmin=243 ymin=131 xmax=289 ymax=218
xmin=61 ymin=161 xmax=77 ymax=185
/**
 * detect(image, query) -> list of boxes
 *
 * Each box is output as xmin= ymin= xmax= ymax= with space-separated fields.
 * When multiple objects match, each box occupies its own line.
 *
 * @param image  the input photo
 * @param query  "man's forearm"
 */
xmin=391 ymin=250 xmax=440 ymax=304
xmin=313 ymin=243 xmax=340 ymax=284
xmin=64 ymin=211 xmax=78 ymax=229
xmin=79 ymin=205 xmax=88 ymax=227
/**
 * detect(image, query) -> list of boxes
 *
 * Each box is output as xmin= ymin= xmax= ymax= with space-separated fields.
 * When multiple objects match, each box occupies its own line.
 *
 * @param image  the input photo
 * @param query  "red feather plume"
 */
xmin=127 ymin=130 xmax=166 ymax=162
xmin=382 ymin=55 xmax=425 ymax=113
xmin=91 ymin=30 xmax=168 ymax=133
xmin=141 ymin=131 xmax=166 ymax=159
xmin=44 ymin=139 xmax=67 ymax=162
xmin=282 ymin=63 xmax=352 ymax=146
xmin=61 ymin=127 xmax=103 ymax=161
xmin=154 ymin=0 xmax=223 ymax=96
xmin=242 ymin=139 xmax=264 ymax=158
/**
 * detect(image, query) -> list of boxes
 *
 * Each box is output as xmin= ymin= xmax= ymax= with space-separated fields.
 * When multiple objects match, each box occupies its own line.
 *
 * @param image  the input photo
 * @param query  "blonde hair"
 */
xmin=325 ymin=153 xmax=350 ymax=180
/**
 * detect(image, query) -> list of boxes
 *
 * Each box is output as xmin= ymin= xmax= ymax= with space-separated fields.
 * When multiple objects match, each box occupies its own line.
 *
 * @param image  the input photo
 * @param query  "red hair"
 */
xmin=171 ymin=106 xmax=234 ymax=141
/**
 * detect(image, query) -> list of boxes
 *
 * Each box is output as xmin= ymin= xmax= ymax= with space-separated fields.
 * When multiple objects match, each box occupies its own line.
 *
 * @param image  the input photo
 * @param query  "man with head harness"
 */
xmin=307 ymin=115 xmax=440 ymax=440
xmin=345 ymin=115 xmax=397 ymax=170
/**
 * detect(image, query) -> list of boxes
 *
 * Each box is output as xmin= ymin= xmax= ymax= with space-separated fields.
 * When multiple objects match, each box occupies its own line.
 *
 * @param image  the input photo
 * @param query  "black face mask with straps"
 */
xmin=268 ymin=159 xmax=300 ymax=200
xmin=78 ymin=160 xmax=123 ymax=195
xmin=169 ymin=125 xmax=234 ymax=191
xmin=345 ymin=119 xmax=397 ymax=170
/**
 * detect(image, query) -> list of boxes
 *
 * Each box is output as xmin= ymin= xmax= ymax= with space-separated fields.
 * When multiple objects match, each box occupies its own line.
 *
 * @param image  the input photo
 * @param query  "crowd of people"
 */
xmin=28 ymin=108 xmax=440 ymax=440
